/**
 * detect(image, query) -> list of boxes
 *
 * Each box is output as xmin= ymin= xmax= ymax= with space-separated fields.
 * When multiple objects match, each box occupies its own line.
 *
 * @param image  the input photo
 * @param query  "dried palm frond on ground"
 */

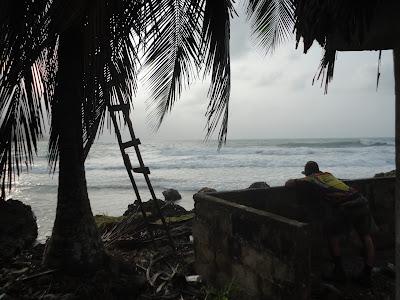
xmin=0 ymin=199 xmax=202 ymax=300
xmin=99 ymin=199 xmax=202 ymax=299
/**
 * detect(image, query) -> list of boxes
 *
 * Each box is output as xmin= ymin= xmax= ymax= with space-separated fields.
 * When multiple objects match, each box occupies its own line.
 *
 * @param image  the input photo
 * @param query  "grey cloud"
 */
xmin=255 ymin=71 xmax=283 ymax=87
xmin=289 ymin=75 xmax=310 ymax=91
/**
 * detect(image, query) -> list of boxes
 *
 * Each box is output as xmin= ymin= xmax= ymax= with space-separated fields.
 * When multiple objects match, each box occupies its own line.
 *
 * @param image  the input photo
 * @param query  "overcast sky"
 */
xmin=122 ymin=9 xmax=395 ymax=141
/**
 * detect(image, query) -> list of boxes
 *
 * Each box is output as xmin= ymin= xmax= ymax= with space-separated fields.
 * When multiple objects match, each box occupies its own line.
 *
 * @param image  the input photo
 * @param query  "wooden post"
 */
xmin=394 ymin=48 xmax=400 ymax=300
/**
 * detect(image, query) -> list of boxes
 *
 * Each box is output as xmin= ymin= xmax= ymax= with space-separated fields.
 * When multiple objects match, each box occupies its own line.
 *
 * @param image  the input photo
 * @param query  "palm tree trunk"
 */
xmin=43 ymin=26 xmax=105 ymax=271
xmin=394 ymin=48 xmax=400 ymax=300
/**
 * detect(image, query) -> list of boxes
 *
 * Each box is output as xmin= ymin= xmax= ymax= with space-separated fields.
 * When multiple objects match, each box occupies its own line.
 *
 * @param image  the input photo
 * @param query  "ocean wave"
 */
xmin=83 ymin=153 xmax=393 ymax=171
xmin=16 ymin=182 xmax=171 ymax=192
xmin=278 ymin=140 xmax=392 ymax=148
xmin=86 ymin=165 xmax=125 ymax=171
xmin=88 ymin=184 xmax=147 ymax=190
xmin=256 ymin=149 xmax=315 ymax=155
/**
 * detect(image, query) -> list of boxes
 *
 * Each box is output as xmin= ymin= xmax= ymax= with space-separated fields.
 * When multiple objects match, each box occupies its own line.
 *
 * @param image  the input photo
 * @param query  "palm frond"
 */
xmin=246 ymin=0 xmax=295 ymax=54
xmin=48 ymin=0 xmax=143 ymax=166
xmin=82 ymin=0 xmax=142 ymax=158
xmin=143 ymin=0 xmax=203 ymax=131
xmin=202 ymin=0 xmax=235 ymax=146
xmin=0 ymin=0 xmax=57 ymax=190
xmin=143 ymin=0 xmax=234 ymax=146
xmin=312 ymin=48 xmax=336 ymax=94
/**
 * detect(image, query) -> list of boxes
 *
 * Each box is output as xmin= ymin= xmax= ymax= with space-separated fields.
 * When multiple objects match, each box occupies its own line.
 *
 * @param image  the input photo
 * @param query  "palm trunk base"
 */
xmin=42 ymin=26 xmax=105 ymax=272
xmin=43 ymin=213 xmax=105 ymax=272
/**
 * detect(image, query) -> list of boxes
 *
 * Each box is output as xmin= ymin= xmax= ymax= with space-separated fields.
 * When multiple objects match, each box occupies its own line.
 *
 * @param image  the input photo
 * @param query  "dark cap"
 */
xmin=302 ymin=161 xmax=320 ymax=176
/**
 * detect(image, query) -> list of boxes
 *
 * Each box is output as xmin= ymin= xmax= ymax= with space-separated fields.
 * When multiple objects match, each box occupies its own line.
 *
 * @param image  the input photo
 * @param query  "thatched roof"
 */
xmin=295 ymin=0 xmax=400 ymax=52
xmin=293 ymin=0 xmax=400 ymax=91
xmin=295 ymin=0 xmax=377 ymax=52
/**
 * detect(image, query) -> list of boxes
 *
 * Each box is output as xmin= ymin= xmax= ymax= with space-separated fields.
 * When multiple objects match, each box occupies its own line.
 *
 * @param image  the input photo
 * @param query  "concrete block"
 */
xmin=231 ymin=263 xmax=259 ymax=297
xmin=241 ymin=246 xmax=273 ymax=280
xmin=219 ymin=212 xmax=232 ymax=232
xmin=272 ymin=257 xmax=295 ymax=283
xmin=195 ymin=261 xmax=216 ymax=283
xmin=215 ymin=249 xmax=232 ymax=276
xmin=227 ymin=236 xmax=242 ymax=261
xmin=194 ymin=241 xmax=215 ymax=264
xmin=215 ymin=271 xmax=233 ymax=291
xmin=258 ymin=276 xmax=273 ymax=299
xmin=192 ymin=221 xmax=210 ymax=244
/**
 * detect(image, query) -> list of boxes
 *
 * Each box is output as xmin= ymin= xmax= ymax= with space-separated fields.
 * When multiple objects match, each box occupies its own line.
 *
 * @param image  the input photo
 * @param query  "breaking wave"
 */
xmin=278 ymin=140 xmax=392 ymax=148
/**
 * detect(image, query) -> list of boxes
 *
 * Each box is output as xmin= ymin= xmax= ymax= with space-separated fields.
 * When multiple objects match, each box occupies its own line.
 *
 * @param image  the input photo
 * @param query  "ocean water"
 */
xmin=8 ymin=137 xmax=395 ymax=241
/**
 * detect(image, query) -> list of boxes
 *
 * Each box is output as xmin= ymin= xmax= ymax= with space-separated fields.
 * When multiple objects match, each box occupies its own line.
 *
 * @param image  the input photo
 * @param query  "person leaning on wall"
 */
xmin=285 ymin=161 xmax=376 ymax=287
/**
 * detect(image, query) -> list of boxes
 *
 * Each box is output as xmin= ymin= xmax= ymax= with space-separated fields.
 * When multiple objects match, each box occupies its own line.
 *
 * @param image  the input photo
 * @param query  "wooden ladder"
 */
xmin=107 ymin=102 xmax=175 ymax=251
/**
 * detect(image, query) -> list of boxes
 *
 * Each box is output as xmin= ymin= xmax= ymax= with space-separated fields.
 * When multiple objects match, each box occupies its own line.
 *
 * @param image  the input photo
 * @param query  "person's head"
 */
xmin=302 ymin=161 xmax=320 ymax=176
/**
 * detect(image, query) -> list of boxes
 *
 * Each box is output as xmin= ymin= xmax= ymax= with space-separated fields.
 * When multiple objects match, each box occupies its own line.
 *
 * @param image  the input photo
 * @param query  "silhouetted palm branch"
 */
xmin=144 ymin=0 xmax=296 ymax=146
xmin=201 ymin=0 xmax=235 ymax=146
xmin=143 ymin=0 xmax=235 ymax=145
xmin=49 ymin=0 xmax=143 ymax=168
xmin=246 ymin=0 xmax=295 ymax=53
xmin=0 ymin=0 xmax=57 ymax=191
xmin=143 ymin=0 xmax=203 ymax=131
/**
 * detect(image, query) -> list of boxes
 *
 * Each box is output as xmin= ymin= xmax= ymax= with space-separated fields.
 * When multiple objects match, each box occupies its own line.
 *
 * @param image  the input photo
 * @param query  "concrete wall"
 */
xmin=209 ymin=177 xmax=395 ymax=249
xmin=193 ymin=177 xmax=394 ymax=299
xmin=345 ymin=177 xmax=395 ymax=250
xmin=193 ymin=194 xmax=311 ymax=300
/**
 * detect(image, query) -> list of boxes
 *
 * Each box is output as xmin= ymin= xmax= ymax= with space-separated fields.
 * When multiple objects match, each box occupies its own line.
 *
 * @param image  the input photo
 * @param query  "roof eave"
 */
xmin=327 ymin=0 xmax=400 ymax=51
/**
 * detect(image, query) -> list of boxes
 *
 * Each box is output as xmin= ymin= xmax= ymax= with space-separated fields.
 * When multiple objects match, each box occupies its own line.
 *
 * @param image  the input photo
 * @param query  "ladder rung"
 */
xmin=133 ymin=166 xmax=150 ymax=175
xmin=122 ymin=139 xmax=141 ymax=149
xmin=109 ymin=103 xmax=130 ymax=112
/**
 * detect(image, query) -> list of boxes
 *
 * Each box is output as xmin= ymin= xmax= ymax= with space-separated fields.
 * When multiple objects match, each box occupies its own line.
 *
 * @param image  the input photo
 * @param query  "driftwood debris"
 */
xmin=19 ymin=269 xmax=58 ymax=282
xmin=97 ymin=199 xmax=204 ymax=299
xmin=0 ymin=199 xmax=202 ymax=300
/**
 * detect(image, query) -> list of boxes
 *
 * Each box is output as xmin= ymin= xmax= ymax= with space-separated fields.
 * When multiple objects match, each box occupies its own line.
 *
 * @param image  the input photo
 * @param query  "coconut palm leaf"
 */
xmin=246 ymin=0 xmax=295 ymax=53
xmin=81 ymin=0 xmax=142 ymax=159
xmin=143 ymin=0 xmax=235 ymax=146
xmin=0 ymin=0 xmax=57 ymax=191
xmin=143 ymin=0 xmax=204 ymax=131
xmin=201 ymin=0 xmax=235 ymax=145
xmin=48 ymin=0 xmax=143 ymax=168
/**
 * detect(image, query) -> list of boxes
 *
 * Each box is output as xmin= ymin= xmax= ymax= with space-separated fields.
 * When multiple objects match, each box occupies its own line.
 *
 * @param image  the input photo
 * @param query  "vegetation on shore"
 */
xmin=94 ymin=215 xmax=126 ymax=228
